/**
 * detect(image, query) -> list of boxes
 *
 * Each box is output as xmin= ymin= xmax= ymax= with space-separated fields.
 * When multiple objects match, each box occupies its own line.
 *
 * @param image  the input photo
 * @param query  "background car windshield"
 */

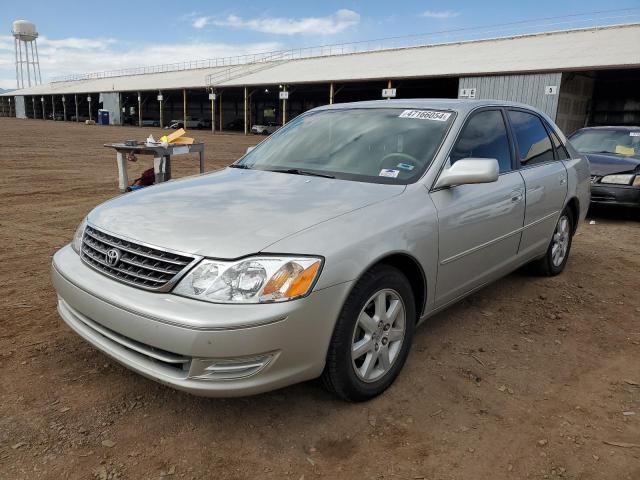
xmin=238 ymin=108 xmax=454 ymax=183
xmin=570 ymin=129 xmax=640 ymax=157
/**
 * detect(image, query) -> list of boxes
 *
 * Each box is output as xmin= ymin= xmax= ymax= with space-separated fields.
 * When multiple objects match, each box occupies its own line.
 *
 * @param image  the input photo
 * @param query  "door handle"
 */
xmin=559 ymin=177 xmax=566 ymax=185
xmin=511 ymin=192 xmax=523 ymax=202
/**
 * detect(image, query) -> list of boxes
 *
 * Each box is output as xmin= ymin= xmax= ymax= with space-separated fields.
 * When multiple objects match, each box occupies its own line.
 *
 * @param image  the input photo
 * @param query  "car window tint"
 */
xmin=550 ymin=131 xmax=570 ymax=160
xmin=508 ymin=110 xmax=555 ymax=166
xmin=450 ymin=110 xmax=512 ymax=172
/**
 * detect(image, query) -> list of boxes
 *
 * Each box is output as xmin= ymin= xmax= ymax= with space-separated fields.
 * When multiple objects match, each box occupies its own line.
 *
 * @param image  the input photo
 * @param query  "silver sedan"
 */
xmin=52 ymin=100 xmax=590 ymax=401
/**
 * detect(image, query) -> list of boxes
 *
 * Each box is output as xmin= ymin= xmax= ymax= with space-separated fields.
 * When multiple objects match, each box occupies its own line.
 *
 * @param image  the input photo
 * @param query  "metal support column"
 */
xmin=41 ymin=96 xmax=45 ymax=120
xmin=282 ymin=96 xmax=287 ymax=125
xmin=243 ymin=87 xmax=248 ymax=135
xmin=88 ymin=95 xmax=92 ymax=122
xmin=138 ymin=92 xmax=142 ymax=127
xmin=210 ymin=90 xmax=215 ymax=133
xmin=183 ymin=89 xmax=187 ymax=129
xmin=74 ymin=94 xmax=79 ymax=122
xmin=387 ymin=80 xmax=393 ymax=100
xmin=329 ymin=82 xmax=334 ymax=104
xmin=14 ymin=38 xmax=19 ymax=90
xmin=158 ymin=91 xmax=164 ymax=128
xmin=219 ymin=91 xmax=223 ymax=132
xmin=34 ymin=39 xmax=42 ymax=84
xmin=51 ymin=95 xmax=55 ymax=120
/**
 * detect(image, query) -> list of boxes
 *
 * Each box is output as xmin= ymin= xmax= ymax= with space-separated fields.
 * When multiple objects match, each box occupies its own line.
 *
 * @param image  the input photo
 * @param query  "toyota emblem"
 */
xmin=105 ymin=248 xmax=121 ymax=267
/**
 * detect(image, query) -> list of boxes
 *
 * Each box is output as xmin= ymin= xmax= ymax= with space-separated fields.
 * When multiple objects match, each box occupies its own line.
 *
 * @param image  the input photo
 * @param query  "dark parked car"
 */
xmin=225 ymin=118 xmax=245 ymax=131
xmin=141 ymin=118 xmax=160 ymax=127
xmin=569 ymin=126 xmax=640 ymax=208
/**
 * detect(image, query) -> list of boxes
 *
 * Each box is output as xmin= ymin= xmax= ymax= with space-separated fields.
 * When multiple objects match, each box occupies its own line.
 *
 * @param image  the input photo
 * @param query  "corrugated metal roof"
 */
xmin=5 ymin=23 xmax=640 ymax=97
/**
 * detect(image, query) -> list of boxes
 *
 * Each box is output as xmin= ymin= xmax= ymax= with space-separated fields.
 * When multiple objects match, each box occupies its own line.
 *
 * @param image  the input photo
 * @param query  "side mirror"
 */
xmin=246 ymin=146 xmax=255 ymax=154
xmin=435 ymin=158 xmax=499 ymax=189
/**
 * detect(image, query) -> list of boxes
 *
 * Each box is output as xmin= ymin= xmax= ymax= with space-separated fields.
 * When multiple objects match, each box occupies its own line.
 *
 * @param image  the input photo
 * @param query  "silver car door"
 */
xmin=506 ymin=110 xmax=568 ymax=259
xmin=431 ymin=109 xmax=526 ymax=308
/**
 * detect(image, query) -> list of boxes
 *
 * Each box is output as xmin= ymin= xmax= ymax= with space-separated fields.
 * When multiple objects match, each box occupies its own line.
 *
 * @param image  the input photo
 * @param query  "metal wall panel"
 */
xmin=15 ymin=96 xmax=26 ymax=119
xmin=459 ymin=73 xmax=562 ymax=119
xmin=99 ymin=92 xmax=121 ymax=125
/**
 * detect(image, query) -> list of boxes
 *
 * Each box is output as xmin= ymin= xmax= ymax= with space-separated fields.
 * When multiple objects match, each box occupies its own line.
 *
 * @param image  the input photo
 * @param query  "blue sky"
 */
xmin=1 ymin=1 xmax=639 ymax=88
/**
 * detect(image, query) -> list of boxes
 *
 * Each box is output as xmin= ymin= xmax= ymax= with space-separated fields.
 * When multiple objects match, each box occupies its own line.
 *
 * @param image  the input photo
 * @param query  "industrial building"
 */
xmin=1 ymin=23 xmax=639 ymax=135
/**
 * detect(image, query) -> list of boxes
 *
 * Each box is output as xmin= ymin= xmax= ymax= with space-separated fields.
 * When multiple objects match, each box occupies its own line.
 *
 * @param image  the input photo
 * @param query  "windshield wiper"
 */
xmin=268 ymin=168 xmax=335 ymax=179
xmin=228 ymin=163 xmax=252 ymax=169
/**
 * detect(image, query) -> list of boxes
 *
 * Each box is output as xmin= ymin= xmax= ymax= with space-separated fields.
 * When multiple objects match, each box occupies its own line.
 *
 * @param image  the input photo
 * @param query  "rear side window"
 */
xmin=508 ymin=110 xmax=555 ymax=166
xmin=550 ymin=131 xmax=570 ymax=160
xmin=450 ymin=110 xmax=512 ymax=172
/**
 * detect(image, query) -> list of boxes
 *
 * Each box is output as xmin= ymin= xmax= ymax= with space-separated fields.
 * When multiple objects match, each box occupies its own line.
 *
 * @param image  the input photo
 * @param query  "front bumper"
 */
xmin=591 ymin=184 xmax=640 ymax=208
xmin=52 ymin=245 xmax=352 ymax=397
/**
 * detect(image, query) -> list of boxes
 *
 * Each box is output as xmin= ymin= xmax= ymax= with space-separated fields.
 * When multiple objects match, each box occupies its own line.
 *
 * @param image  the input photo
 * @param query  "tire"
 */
xmin=322 ymin=265 xmax=416 ymax=402
xmin=530 ymin=207 xmax=574 ymax=276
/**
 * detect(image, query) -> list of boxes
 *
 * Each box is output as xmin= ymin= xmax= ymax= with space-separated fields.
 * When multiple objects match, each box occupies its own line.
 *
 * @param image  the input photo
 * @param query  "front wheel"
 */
xmin=530 ymin=208 xmax=574 ymax=276
xmin=322 ymin=265 xmax=415 ymax=401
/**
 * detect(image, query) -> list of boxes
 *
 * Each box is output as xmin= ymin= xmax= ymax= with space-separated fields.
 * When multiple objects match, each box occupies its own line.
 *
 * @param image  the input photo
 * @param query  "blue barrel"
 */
xmin=97 ymin=110 xmax=110 ymax=125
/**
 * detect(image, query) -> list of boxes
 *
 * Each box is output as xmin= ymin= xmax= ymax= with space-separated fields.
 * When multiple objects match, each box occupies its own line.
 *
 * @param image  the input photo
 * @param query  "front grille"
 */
xmin=81 ymin=225 xmax=198 ymax=291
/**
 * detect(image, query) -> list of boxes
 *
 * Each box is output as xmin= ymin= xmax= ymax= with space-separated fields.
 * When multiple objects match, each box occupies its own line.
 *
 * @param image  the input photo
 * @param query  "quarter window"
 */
xmin=450 ymin=110 xmax=512 ymax=172
xmin=550 ymin=131 xmax=570 ymax=160
xmin=508 ymin=110 xmax=555 ymax=166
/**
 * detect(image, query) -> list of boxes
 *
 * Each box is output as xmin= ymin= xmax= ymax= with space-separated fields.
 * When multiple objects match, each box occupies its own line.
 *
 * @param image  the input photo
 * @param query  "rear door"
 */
xmin=431 ymin=108 xmax=526 ymax=307
xmin=506 ymin=109 xmax=568 ymax=259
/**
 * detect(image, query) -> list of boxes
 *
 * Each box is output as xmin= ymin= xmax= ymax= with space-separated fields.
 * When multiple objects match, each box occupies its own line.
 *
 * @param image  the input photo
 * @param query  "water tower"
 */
xmin=12 ymin=20 xmax=42 ymax=89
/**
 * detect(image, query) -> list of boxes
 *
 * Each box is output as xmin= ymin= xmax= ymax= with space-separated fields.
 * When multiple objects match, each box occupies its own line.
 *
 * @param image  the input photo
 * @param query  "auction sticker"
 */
xmin=630 ymin=132 xmax=640 ymax=137
xmin=379 ymin=169 xmax=400 ymax=178
xmin=397 ymin=162 xmax=415 ymax=171
xmin=399 ymin=110 xmax=451 ymax=121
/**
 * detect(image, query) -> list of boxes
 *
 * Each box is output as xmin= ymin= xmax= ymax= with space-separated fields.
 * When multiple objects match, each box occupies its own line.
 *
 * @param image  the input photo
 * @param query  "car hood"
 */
xmin=585 ymin=153 xmax=640 ymax=176
xmin=88 ymin=168 xmax=405 ymax=258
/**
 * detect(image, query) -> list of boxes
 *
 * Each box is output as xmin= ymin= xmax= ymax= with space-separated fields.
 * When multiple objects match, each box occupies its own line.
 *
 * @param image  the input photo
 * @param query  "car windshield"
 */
xmin=236 ymin=108 xmax=455 ymax=184
xmin=570 ymin=129 xmax=640 ymax=157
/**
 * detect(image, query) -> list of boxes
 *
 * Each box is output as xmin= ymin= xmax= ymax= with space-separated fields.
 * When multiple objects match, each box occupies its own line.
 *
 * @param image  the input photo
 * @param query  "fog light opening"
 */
xmin=189 ymin=354 xmax=274 ymax=381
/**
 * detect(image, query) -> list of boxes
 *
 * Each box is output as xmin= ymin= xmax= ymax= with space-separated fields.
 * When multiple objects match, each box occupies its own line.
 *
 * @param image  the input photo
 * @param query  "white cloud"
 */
xmin=197 ymin=9 xmax=361 ymax=35
xmin=0 ymin=35 xmax=284 ymax=89
xmin=420 ymin=10 xmax=460 ymax=19
xmin=192 ymin=16 xmax=209 ymax=29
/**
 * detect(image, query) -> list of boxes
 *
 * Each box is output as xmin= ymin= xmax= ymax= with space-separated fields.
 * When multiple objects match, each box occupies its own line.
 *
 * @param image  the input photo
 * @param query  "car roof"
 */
xmin=314 ymin=98 xmax=541 ymax=115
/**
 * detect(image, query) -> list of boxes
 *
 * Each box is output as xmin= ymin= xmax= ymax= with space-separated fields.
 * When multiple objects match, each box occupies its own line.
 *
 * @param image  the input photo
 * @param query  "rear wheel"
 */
xmin=530 ymin=207 xmax=574 ymax=276
xmin=322 ymin=265 xmax=415 ymax=401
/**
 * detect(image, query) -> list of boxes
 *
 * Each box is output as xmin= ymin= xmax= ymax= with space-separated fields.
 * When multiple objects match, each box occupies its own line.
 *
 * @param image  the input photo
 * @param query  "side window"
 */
xmin=450 ymin=110 xmax=512 ymax=172
xmin=508 ymin=110 xmax=555 ymax=166
xmin=550 ymin=130 xmax=570 ymax=160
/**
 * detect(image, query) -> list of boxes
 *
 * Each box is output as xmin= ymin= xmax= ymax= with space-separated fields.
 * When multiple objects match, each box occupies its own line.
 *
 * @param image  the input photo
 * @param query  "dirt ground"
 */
xmin=0 ymin=118 xmax=638 ymax=480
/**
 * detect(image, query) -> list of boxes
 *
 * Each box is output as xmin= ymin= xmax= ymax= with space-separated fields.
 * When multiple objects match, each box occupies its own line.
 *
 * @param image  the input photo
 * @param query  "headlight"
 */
xmin=173 ymin=256 xmax=322 ymax=303
xmin=71 ymin=217 xmax=88 ymax=254
xmin=600 ymin=174 xmax=633 ymax=185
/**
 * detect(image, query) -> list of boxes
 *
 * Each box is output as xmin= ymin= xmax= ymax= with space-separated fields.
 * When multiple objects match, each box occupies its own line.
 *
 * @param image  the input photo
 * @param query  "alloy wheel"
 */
xmin=551 ymin=214 xmax=570 ymax=267
xmin=351 ymin=289 xmax=406 ymax=382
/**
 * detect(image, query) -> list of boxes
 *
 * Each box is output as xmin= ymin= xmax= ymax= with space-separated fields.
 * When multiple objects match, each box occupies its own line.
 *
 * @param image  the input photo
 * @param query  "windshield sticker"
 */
xmin=399 ymin=110 xmax=451 ymax=121
xmin=630 ymin=132 xmax=640 ymax=137
xmin=396 ymin=163 xmax=415 ymax=171
xmin=379 ymin=169 xmax=400 ymax=178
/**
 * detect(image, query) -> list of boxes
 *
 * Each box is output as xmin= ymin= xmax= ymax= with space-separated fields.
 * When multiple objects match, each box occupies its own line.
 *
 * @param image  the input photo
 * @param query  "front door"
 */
xmin=430 ymin=109 xmax=525 ymax=307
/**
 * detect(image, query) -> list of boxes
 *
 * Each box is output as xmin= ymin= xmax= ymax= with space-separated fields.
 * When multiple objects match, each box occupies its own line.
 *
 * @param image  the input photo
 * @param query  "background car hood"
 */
xmin=585 ymin=153 xmax=640 ymax=176
xmin=88 ymin=168 xmax=405 ymax=258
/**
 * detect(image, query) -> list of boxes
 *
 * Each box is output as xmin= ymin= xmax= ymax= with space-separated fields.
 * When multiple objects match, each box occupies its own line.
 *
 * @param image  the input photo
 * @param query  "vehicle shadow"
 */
xmin=586 ymin=204 xmax=639 ymax=222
